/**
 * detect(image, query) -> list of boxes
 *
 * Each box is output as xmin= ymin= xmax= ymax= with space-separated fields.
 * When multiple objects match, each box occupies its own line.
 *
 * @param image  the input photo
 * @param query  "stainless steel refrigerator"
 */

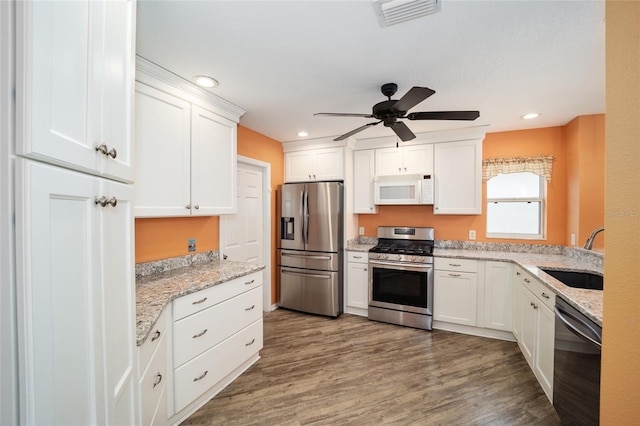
xmin=277 ymin=181 xmax=343 ymax=317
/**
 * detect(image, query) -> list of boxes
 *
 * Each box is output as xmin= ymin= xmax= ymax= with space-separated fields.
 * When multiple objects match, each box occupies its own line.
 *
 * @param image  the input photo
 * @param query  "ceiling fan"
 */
xmin=314 ymin=83 xmax=480 ymax=142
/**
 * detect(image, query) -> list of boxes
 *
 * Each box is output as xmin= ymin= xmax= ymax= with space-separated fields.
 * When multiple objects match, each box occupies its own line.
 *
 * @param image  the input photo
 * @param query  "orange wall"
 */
xmin=564 ymin=114 xmax=605 ymax=249
xmin=601 ymin=0 xmax=640 ymax=423
xmin=359 ymin=126 xmax=567 ymax=245
xmin=236 ymin=125 xmax=285 ymax=305
xmin=135 ymin=216 xmax=219 ymax=263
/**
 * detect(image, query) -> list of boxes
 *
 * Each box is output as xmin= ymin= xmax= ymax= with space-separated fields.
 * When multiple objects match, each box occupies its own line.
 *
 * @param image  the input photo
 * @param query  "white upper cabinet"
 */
xmin=16 ymin=0 xmax=135 ymax=183
xmin=285 ymin=147 xmax=344 ymax=182
xmin=433 ymin=139 xmax=482 ymax=215
xmin=134 ymin=59 xmax=243 ymax=218
xmin=375 ymin=144 xmax=433 ymax=176
xmin=353 ymin=150 xmax=377 ymax=214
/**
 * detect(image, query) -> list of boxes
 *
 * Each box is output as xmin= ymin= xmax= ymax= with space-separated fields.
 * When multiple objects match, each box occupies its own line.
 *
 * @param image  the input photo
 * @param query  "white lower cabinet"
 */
xmin=434 ymin=258 xmax=478 ymax=326
xmin=138 ymin=307 xmax=169 ymax=426
xmin=345 ymin=251 xmax=369 ymax=316
xmin=169 ymin=271 xmax=263 ymax=421
xmin=514 ymin=269 xmax=555 ymax=401
xmin=483 ymin=261 xmax=513 ymax=331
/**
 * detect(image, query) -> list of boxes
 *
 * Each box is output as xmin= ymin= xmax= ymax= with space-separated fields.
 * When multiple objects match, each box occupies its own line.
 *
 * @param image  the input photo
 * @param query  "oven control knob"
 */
xmin=383 ymin=254 xmax=389 ymax=260
xmin=409 ymin=256 xmax=415 ymax=262
xmin=396 ymin=254 xmax=402 ymax=261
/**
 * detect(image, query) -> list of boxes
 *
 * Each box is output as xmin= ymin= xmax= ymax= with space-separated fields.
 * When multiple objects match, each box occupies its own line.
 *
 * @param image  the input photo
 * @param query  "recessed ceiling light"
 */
xmin=298 ymin=131 xmax=308 ymax=137
xmin=521 ymin=113 xmax=540 ymax=120
xmin=193 ymin=75 xmax=219 ymax=88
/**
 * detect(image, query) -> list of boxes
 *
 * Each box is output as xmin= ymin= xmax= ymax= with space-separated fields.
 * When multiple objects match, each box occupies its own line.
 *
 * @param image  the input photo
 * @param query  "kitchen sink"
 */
xmin=540 ymin=268 xmax=603 ymax=290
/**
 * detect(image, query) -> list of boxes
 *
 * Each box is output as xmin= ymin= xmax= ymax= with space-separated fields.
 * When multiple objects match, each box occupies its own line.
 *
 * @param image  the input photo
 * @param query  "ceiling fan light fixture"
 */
xmin=193 ymin=75 xmax=219 ymax=88
xmin=372 ymin=0 xmax=442 ymax=27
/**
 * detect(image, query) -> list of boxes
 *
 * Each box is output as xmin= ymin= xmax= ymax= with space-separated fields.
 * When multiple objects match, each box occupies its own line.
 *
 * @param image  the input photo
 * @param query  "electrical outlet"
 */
xmin=571 ymin=234 xmax=576 ymax=246
xmin=359 ymin=227 xmax=365 ymax=235
xmin=188 ymin=238 xmax=196 ymax=252
xmin=468 ymin=230 xmax=476 ymax=240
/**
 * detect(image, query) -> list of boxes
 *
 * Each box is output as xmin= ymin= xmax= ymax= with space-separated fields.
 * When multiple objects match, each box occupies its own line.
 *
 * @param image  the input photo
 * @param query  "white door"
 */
xmin=222 ymin=162 xmax=263 ymax=264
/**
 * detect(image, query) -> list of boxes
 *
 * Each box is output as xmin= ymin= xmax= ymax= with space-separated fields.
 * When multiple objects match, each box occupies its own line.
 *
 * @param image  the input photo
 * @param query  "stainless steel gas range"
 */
xmin=368 ymin=226 xmax=434 ymax=330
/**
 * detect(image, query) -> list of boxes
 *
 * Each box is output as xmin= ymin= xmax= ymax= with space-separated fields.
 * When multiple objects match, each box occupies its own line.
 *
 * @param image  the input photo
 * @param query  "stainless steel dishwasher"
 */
xmin=553 ymin=297 xmax=602 ymax=425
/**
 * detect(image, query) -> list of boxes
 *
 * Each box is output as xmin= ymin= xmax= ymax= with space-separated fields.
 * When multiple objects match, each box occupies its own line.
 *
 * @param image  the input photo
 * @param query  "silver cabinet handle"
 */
xmin=193 ymin=371 xmax=208 ymax=382
xmin=150 ymin=330 xmax=161 ymax=342
xmin=312 ymin=174 xmax=316 ymax=179
xmin=449 ymin=263 xmax=461 ymax=267
xmin=245 ymin=279 xmax=255 ymax=285
xmin=192 ymin=297 xmax=207 ymax=305
xmin=245 ymin=305 xmax=255 ymax=311
xmin=107 ymin=147 xmax=117 ymax=159
xmin=194 ymin=205 xmax=200 ymax=209
xmin=448 ymin=273 xmax=461 ymax=277
xmin=186 ymin=204 xmax=191 ymax=209
xmin=524 ymin=278 xmax=531 ymax=283
xmin=94 ymin=196 xmax=117 ymax=207
xmin=95 ymin=144 xmax=108 ymax=155
xmin=353 ymin=255 xmax=363 ymax=259
xmin=541 ymin=292 xmax=550 ymax=299
xmin=152 ymin=373 xmax=162 ymax=388
xmin=245 ymin=338 xmax=256 ymax=347
xmin=516 ymin=272 xmax=521 ymax=276
xmin=192 ymin=329 xmax=208 ymax=338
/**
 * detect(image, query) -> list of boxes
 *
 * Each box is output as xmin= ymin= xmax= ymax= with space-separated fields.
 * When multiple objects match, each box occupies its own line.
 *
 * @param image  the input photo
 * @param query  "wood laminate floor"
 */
xmin=182 ymin=309 xmax=561 ymax=426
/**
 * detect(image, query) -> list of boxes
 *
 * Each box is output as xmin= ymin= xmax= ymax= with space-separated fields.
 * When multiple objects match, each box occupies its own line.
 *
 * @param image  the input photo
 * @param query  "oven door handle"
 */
xmin=368 ymin=259 xmax=432 ymax=272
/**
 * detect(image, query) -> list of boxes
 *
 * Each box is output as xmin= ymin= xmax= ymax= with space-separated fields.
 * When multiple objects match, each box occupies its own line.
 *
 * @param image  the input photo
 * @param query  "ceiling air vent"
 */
xmin=372 ymin=0 xmax=442 ymax=27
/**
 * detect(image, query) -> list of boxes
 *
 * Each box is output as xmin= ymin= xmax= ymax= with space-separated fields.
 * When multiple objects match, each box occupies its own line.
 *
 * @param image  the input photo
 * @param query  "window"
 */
xmin=486 ymin=172 xmax=545 ymax=239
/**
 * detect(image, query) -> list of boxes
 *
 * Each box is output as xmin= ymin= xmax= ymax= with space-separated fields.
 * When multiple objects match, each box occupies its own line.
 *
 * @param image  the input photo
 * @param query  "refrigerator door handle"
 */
xmin=281 ymin=269 xmax=332 ymax=280
xmin=281 ymin=252 xmax=333 ymax=261
xmin=303 ymin=188 xmax=309 ymax=246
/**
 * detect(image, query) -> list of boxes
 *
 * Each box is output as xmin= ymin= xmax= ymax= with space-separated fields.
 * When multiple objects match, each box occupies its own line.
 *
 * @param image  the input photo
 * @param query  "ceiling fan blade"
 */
xmin=315 ymin=112 xmax=375 ymax=118
xmin=390 ymin=121 xmax=416 ymax=141
xmin=391 ymin=87 xmax=435 ymax=113
xmin=333 ymin=121 xmax=381 ymax=141
xmin=407 ymin=111 xmax=480 ymax=121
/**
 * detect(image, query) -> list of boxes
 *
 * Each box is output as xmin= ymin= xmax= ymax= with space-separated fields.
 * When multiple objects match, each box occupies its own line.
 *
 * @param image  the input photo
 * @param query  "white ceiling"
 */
xmin=136 ymin=0 xmax=605 ymax=144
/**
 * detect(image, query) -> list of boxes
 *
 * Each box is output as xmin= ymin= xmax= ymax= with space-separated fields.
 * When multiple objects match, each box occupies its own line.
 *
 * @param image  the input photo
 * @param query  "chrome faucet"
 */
xmin=583 ymin=227 xmax=605 ymax=250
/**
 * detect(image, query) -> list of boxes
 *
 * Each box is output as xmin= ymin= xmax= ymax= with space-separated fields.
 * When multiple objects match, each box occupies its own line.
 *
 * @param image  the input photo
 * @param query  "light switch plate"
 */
xmin=468 ymin=230 xmax=476 ymax=240
xmin=359 ymin=227 xmax=365 ymax=235
xmin=571 ymin=234 xmax=576 ymax=245
xmin=188 ymin=238 xmax=196 ymax=252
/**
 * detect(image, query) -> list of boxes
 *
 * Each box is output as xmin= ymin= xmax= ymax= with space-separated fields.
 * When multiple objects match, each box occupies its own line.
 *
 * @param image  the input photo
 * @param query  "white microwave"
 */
xmin=374 ymin=174 xmax=433 ymax=205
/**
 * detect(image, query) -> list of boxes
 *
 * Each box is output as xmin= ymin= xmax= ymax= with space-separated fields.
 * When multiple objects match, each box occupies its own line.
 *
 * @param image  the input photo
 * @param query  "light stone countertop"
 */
xmin=135 ymin=260 xmax=265 ymax=346
xmin=346 ymin=243 xmax=603 ymax=326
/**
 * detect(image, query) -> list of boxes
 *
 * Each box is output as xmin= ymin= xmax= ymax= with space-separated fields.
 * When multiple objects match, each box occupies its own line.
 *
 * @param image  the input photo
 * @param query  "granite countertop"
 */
xmin=346 ymin=242 xmax=603 ymax=326
xmin=136 ymin=260 xmax=265 ymax=346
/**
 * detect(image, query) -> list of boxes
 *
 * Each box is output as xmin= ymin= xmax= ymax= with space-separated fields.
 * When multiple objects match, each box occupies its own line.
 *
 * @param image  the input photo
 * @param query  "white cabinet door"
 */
xmin=134 ymin=83 xmax=191 ymax=217
xmin=16 ymin=159 xmax=135 ymax=425
xmin=403 ymin=144 xmax=434 ymax=174
xmin=191 ymin=105 xmax=237 ymax=215
xmin=519 ymin=286 xmax=537 ymax=367
xmin=346 ymin=255 xmax=369 ymax=314
xmin=16 ymin=0 xmax=134 ymax=182
xmin=433 ymin=140 xmax=482 ymax=215
xmin=313 ymin=147 xmax=344 ymax=180
xmin=375 ymin=145 xmax=433 ymax=175
xmin=483 ymin=261 xmax=513 ymax=331
xmin=512 ymin=267 xmax=524 ymax=341
xmin=434 ymin=270 xmax=478 ymax=326
xmin=353 ymin=150 xmax=377 ymax=214
xmin=285 ymin=148 xmax=344 ymax=182
xmin=535 ymin=302 xmax=555 ymax=399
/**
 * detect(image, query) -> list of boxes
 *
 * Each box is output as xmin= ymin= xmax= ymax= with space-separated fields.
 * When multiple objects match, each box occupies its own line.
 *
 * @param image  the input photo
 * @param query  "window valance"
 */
xmin=482 ymin=155 xmax=554 ymax=182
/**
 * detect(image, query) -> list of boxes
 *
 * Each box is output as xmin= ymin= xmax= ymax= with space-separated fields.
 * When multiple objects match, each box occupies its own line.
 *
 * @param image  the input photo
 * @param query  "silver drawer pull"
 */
xmin=516 ymin=272 xmax=521 ymax=276
xmin=353 ymin=255 xmax=363 ymax=259
xmin=524 ymin=278 xmax=531 ymax=283
xmin=152 ymin=373 xmax=162 ymax=388
xmin=192 ymin=329 xmax=208 ymax=339
xmin=193 ymin=371 xmax=208 ymax=382
xmin=448 ymin=273 xmax=461 ymax=277
xmin=541 ymin=292 xmax=550 ymax=299
xmin=245 ymin=305 xmax=255 ymax=311
xmin=192 ymin=297 xmax=208 ymax=305
xmin=150 ymin=330 xmax=161 ymax=342
xmin=245 ymin=279 xmax=255 ymax=285
xmin=449 ymin=263 xmax=461 ymax=267
xmin=245 ymin=338 xmax=256 ymax=347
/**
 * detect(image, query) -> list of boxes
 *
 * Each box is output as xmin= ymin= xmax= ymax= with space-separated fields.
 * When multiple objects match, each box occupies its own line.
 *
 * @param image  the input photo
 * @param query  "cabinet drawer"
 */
xmin=434 ymin=257 xmax=478 ymax=273
xmin=347 ymin=251 xmax=368 ymax=264
xmin=173 ymin=271 xmax=262 ymax=320
xmin=173 ymin=287 xmax=262 ymax=367
xmin=138 ymin=307 xmax=169 ymax=379
xmin=521 ymin=273 xmax=555 ymax=310
xmin=173 ymin=319 xmax=263 ymax=412
xmin=139 ymin=331 xmax=168 ymax=426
